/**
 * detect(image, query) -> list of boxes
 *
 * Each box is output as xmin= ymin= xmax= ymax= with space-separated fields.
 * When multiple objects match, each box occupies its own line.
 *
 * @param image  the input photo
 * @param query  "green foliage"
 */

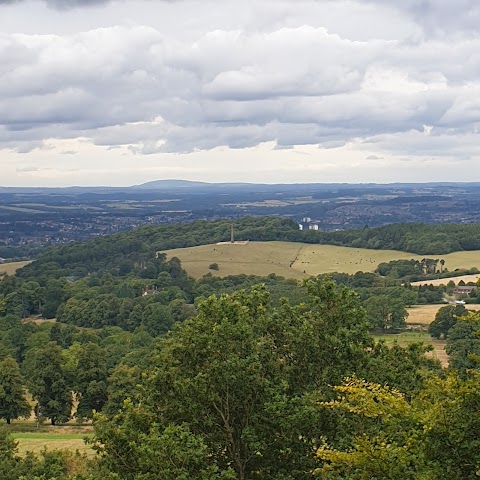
xmin=91 ymin=416 xmax=235 ymax=480
xmin=376 ymin=258 xmax=425 ymax=277
xmin=16 ymin=217 xmax=299 ymax=282
xmin=362 ymin=342 xmax=441 ymax=399
xmin=446 ymin=311 xmax=480 ymax=374
xmin=4 ymin=217 xmax=480 ymax=478
xmin=0 ymin=356 xmax=31 ymax=424
xmin=23 ymin=342 xmax=72 ymax=425
xmin=75 ymin=343 xmax=108 ymax=420
xmin=428 ymin=304 xmax=468 ymax=339
xmin=316 ymin=372 xmax=480 ymax=480
xmin=309 ymin=223 xmax=480 ymax=254
xmin=90 ymin=280 xmax=373 ymax=480
xmin=103 ymin=365 xmax=141 ymax=417
xmin=364 ymin=295 xmax=408 ymax=331
xmin=0 ymin=427 xmax=82 ymax=480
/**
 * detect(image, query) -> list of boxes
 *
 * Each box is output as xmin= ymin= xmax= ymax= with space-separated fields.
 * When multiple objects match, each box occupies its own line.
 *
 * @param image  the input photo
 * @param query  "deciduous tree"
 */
xmin=364 ymin=295 xmax=408 ymax=331
xmin=0 ymin=357 xmax=30 ymax=424
xmin=23 ymin=341 xmax=72 ymax=425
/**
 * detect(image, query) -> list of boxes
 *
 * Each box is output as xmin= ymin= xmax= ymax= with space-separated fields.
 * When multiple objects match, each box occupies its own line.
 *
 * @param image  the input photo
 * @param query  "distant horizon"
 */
xmin=2 ymin=178 xmax=480 ymax=190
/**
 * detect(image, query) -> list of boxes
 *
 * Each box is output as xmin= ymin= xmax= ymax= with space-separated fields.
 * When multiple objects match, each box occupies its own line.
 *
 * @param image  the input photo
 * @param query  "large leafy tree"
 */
xmin=0 ymin=356 xmax=30 ymax=424
xmin=364 ymin=295 xmax=408 ymax=331
xmin=75 ymin=343 xmax=108 ymax=420
xmin=90 ymin=279 xmax=373 ymax=480
xmin=103 ymin=364 xmax=141 ymax=417
xmin=446 ymin=311 xmax=480 ymax=374
xmin=428 ymin=304 xmax=468 ymax=339
xmin=23 ymin=341 xmax=72 ymax=425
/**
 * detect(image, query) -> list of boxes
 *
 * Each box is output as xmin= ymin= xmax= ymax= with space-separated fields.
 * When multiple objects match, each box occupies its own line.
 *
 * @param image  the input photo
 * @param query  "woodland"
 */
xmin=0 ymin=217 xmax=479 ymax=479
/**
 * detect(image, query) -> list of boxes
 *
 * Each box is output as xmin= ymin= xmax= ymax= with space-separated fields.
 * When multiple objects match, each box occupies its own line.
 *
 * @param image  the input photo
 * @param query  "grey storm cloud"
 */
xmin=1 ymin=0 xmax=480 ymax=161
xmin=364 ymin=0 xmax=480 ymax=35
xmin=0 ymin=0 xmax=111 ymax=7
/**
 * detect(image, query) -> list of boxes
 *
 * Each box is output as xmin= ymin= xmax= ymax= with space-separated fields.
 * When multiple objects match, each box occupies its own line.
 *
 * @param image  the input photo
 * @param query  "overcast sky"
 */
xmin=1 ymin=0 xmax=480 ymax=186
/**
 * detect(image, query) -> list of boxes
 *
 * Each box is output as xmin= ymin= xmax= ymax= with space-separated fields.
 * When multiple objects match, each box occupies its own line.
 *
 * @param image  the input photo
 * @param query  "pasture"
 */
xmin=163 ymin=241 xmax=480 ymax=279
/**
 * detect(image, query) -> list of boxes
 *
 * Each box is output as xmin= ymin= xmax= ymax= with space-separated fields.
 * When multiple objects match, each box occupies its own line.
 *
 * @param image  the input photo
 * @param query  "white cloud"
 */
xmin=0 ymin=0 xmax=480 ymax=185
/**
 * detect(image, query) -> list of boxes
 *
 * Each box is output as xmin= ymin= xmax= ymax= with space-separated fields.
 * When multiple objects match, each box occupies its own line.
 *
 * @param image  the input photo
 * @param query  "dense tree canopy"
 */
xmin=446 ymin=311 xmax=480 ymax=375
xmin=364 ymin=295 xmax=408 ymax=331
xmin=0 ymin=217 xmax=479 ymax=479
xmin=86 ymin=280 xmax=448 ymax=480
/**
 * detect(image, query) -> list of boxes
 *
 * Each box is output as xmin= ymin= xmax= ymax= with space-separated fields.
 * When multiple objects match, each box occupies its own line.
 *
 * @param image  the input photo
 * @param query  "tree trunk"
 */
xmin=6 ymin=418 xmax=10 ymax=425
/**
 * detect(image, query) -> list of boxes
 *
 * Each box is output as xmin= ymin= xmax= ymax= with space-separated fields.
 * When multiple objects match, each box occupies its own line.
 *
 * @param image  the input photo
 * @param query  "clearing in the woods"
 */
xmin=9 ymin=427 xmax=94 ymax=457
xmin=0 ymin=260 xmax=31 ymax=278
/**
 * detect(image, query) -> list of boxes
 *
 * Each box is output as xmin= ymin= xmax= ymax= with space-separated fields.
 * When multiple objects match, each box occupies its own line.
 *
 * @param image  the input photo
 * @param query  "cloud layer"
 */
xmin=1 ymin=0 xmax=480 ymax=185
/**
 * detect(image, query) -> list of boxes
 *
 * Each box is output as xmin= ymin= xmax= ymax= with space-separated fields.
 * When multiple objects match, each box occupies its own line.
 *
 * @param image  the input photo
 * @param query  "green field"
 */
xmin=11 ymin=431 xmax=94 ymax=456
xmin=163 ymin=241 xmax=480 ymax=278
xmin=373 ymin=331 xmax=431 ymax=345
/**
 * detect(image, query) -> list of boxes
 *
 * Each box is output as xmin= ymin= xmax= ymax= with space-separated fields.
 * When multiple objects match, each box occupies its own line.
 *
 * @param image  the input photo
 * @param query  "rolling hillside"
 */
xmin=163 ymin=241 xmax=480 ymax=279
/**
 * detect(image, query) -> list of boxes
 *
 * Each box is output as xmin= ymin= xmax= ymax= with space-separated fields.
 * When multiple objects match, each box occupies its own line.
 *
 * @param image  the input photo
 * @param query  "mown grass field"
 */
xmin=373 ymin=331 xmax=431 ymax=346
xmin=0 ymin=260 xmax=31 ymax=278
xmin=11 ymin=429 xmax=94 ymax=457
xmin=163 ymin=241 xmax=480 ymax=279
xmin=13 ymin=433 xmax=93 ymax=457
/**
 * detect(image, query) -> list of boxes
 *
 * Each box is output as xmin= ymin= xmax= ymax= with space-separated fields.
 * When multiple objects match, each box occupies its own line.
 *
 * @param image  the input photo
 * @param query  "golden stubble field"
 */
xmin=0 ymin=260 xmax=31 ymax=278
xmin=406 ymin=304 xmax=479 ymax=325
xmin=163 ymin=241 xmax=480 ymax=279
xmin=410 ymin=273 xmax=480 ymax=286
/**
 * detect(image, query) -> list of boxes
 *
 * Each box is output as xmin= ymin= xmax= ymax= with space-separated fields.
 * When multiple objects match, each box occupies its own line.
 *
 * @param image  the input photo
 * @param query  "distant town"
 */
xmin=2 ymin=180 xmax=480 ymax=258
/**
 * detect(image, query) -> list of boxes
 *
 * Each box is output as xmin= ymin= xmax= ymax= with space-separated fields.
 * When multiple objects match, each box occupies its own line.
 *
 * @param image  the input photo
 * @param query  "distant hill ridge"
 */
xmin=3 ymin=179 xmax=480 ymax=193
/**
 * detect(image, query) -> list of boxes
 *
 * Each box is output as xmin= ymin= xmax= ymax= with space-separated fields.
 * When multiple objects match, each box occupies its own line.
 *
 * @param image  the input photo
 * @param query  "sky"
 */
xmin=1 ymin=0 xmax=480 ymax=186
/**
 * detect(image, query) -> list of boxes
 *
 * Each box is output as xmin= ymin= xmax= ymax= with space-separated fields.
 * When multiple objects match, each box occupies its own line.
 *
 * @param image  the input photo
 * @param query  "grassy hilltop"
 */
xmin=164 ymin=241 xmax=480 ymax=279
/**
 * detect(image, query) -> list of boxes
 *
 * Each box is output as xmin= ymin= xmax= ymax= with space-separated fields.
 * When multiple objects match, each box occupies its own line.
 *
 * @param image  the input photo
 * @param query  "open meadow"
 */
xmin=163 ymin=241 xmax=480 ymax=279
xmin=0 ymin=260 xmax=31 ymax=278
xmin=12 ymin=430 xmax=94 ymax=457
xmin=0 ymin=421 xmax=94 ymax=457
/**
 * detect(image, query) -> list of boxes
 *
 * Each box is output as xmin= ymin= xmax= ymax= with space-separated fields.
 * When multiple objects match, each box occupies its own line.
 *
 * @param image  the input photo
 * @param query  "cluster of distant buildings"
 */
xmin=298 ymin=217 xmax=320 ymax=231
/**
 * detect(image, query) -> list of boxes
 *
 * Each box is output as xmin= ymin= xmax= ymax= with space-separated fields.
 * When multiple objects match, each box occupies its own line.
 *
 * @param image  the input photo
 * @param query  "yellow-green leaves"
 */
xmin=321 ymin=376 xmax=411 ymax=419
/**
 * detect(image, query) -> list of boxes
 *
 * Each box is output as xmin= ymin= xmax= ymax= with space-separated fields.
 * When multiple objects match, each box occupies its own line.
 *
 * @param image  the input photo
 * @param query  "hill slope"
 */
xmin=163 ymin=242 xmax=480 ymax=279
